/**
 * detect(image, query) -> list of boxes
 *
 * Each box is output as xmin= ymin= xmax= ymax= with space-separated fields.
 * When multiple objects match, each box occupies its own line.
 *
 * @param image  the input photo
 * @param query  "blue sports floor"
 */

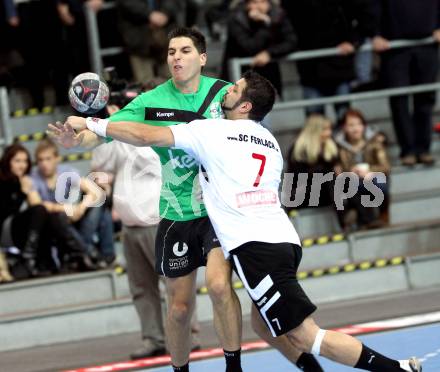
xmin=147 ymin=323 xmax=440 ymax=371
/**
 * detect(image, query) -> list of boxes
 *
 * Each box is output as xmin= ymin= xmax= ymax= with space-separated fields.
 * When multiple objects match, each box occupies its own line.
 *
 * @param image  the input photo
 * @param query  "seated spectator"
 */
xmin=0 ymin=144 xmax=47 ymax=277
xmin=221 ymin=0 xmax=296 ymax=97
xmin=0 ymin=143 xmax=93 ymax=278
xmin=31 ymin=139 xmax=114 ymax=268
xmin=285 ymin=114 xmax=338 ymax=211
xmin=334 ymin=109 xmax=390 ymax=231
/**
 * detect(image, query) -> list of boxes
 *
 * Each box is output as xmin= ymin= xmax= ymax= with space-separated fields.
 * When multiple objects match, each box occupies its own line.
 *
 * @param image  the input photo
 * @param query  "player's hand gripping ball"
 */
xmin=68 ymin=72 xmax=109 ymax=114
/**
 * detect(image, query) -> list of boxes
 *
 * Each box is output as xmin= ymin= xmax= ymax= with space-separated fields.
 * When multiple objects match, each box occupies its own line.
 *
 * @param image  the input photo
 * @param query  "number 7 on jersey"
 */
xmin=252 ymin=153 xmax=266 ymax=187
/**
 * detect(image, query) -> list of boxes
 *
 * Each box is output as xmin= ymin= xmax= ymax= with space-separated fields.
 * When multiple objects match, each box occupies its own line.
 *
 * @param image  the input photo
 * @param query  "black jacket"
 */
xmin=222 ymin=1 xmax=296 ymax=94
xmin=372 ymin=0 xmax=440 ymax=40
xmin=281 ymin=0 xmax=374 ymax=86
xmin=117 ymin=0 xmax=177 ymax=57
xmin=0 ymin=178 xmax=26 ymax=227
xmin=286 ymin=146 xmax=338 ymax=210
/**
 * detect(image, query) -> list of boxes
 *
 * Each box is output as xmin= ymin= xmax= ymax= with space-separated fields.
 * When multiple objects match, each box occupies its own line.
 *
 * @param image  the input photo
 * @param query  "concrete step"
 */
xmin=0 ymin=298 xmax=138 ymax=352
xmin=0 ymin=270 xmax=129 ymax=318
xmin=390 ymin=162 xmax=440 ymax=195
xmin=390 ymin=188 xmax=440 ymax=224
xmin=300 ymin=238 xmax=350 ymax=271
xmin=299 ymin=219 xmax=440 ymax=270
xmin=351 ymin=219 xmax=440 ymax=261
xmin=289 ymin=206 xmax=342 ymax=238
xmin=1 ymin=252 xmax=439 ymax=352
xmin=8 ymin=107 xmax=73 ymax=136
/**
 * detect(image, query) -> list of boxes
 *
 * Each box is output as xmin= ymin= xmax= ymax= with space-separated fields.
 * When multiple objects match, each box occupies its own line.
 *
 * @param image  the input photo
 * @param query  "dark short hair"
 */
xmin=241 ymin=70 xmax=276 ymax=122
xmin=341 ymin=108 xmax=367 ymax=127
xmin=168 ymin=27 xmax=207 ymax=54
xmin=0 ymin=143 xmax=32 ymax=180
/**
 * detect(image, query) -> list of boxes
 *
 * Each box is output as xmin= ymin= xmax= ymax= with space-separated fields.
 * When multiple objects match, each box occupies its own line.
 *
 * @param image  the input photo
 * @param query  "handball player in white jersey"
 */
xmin=49 ymin=71 xmax=421 ymax=372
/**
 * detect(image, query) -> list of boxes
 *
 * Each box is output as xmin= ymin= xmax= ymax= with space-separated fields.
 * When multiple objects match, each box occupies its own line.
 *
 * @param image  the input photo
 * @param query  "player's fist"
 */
xmin=66 ymin=116 xmax=87 ymax=131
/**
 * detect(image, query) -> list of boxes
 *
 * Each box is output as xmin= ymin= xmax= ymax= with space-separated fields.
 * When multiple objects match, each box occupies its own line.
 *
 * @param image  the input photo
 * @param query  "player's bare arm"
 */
xmin=48 ymin=115 xmax=175 ymax=148
xmin=105 ymin=120 xmax=175 ymax=147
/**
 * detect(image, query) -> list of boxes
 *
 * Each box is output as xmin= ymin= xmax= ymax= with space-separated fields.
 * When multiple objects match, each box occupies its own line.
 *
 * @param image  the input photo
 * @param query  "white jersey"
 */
xmin=170 ymin=119 xmax=301 ymax=256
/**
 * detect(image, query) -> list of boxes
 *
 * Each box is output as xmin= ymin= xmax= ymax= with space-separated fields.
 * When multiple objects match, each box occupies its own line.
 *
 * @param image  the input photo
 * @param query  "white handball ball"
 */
xmin=68 ymin=72 xmax=109 ymax=114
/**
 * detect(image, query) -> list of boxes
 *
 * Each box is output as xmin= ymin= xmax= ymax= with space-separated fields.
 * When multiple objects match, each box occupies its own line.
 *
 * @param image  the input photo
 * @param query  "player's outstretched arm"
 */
xmin=85 ymin=118 xmax=175 ymax=148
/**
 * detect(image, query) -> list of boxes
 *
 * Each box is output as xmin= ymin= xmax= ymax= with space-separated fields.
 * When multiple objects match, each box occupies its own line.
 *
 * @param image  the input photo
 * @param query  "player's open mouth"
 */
xmin=174 ymin=65 xmax=183 ymax=72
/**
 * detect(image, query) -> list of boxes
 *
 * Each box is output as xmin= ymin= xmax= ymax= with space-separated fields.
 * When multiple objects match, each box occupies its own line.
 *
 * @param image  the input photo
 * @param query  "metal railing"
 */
xmin=0 ymin=87 xmax=12 ymax=148
xmin=229 ymin=36 xmax=436 ymax=85
xmin=85 ymin=2 xmax=123 ymax=74
xmin=273 ymin=82 xmax=440 ymax=111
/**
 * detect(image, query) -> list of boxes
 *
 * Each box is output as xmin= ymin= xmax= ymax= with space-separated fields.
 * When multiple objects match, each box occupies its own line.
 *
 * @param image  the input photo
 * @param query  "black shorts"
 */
xmin=155 ymin=217 xmax=220 ymax=278
xmin=231 ymin=242 xmax=317 ymax=337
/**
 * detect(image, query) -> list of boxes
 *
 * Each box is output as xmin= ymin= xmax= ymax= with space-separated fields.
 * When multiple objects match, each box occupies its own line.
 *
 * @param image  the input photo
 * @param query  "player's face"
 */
xmin=343 ymin=115 xmax=365 ymax=142
xmin=221 ymin=78 xmax=247 ymax=114
xmin=36 ymin=149 xmax=59 ymax=177
xmin=167 ymin=37 xmax=207 ymax=84
xmin=10 ymin=151 xmax=29 ymax=177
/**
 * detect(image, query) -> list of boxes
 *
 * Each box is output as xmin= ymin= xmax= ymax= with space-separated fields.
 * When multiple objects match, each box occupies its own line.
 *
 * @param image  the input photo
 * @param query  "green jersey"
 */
xmin=108 ymin=75 xmax=230 ymax=221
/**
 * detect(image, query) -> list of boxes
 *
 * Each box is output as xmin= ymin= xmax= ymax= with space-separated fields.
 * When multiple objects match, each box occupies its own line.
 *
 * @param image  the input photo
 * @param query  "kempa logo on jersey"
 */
xmin=168 ymin=149 xmax=197 ymax=169
xmin=173 ymin=242 xmax=189 ymax=257
xmin=156 ymin=111 xmax=175 ymax=118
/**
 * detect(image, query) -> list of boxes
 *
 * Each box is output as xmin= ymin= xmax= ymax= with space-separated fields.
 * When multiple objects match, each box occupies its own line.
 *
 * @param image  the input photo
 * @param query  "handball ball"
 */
xmin=68 ymin=72 xmax=109 ymax=114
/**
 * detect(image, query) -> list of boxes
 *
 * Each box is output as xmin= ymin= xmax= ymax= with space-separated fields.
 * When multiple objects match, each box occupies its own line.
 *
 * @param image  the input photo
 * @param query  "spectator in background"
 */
xmin=3 ymin=0 xmax=59 ymax=110
xmin=116 ymin=0 xmax=177 ymax=83
xmin=372 ymin=0 xmax=440 ymax=166
xmin=56 ymin=0 xmax=103 ymax=88
xmin=205 ymin=0 xmax=232 ymax=41
xmin=221 ymin=0 xmax=296 ymax=97
xmin=0 ymin=0 xmax=18 ymax=88
xmin=183 ymin=0 xmax=199 ymax=27
xmin=335 ymin=109 xmax=390 ymax=231
xmin=31 ymin=139 xmax=109 ymax=269
xmin=286 ymin=114 xmax=338 ymax=211
xmin=0 ymin=144 xmax=49 ymax=276
xmin=91 ymin=121 xmax=167 ymax=359
xmin=281 ymin=0 xmax=374 ymax=123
